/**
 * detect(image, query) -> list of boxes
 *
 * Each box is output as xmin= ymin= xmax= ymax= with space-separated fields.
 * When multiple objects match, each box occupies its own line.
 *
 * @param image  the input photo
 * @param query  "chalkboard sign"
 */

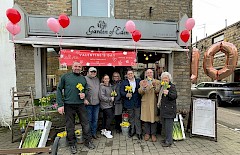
xmin=191 ymin=98 xmax=217 ymax=141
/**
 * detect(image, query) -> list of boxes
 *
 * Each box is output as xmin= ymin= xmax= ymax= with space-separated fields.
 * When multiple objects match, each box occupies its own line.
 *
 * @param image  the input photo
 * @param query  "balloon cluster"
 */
xmin=5 ymin=8 xmax=21 ymax=36
xmin=180 ymin=18 xmax=195 ymax=43
xmin=47 ymin=14 xmax=70 ymax=33
xmin=125 ymin=20 xmax=142 ymax=42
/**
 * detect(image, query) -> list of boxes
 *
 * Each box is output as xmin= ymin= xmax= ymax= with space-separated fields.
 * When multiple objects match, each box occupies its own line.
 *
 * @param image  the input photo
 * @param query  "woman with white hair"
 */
xmin=157 ymin=72 xmax=177 ymax=147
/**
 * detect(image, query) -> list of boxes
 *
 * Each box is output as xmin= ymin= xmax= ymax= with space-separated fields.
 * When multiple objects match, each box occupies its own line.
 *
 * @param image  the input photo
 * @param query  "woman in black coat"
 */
xmin=157 ymin=72 xmax=177 ymax=147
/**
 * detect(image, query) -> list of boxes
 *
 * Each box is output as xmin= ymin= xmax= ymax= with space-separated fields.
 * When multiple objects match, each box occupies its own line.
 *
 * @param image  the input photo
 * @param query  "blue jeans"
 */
xmin=85 ymin=104 xmax=100 ymax=136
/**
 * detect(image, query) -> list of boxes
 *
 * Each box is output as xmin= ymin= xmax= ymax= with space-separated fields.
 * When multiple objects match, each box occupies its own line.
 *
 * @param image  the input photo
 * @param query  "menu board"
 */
xmin=192 ymin=98 xmax=216 ymax=138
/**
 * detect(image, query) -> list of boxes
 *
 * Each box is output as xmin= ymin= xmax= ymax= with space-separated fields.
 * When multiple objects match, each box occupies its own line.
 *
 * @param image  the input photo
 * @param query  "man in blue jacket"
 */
xmin=120 ymin=69 xmax=142 ymax=140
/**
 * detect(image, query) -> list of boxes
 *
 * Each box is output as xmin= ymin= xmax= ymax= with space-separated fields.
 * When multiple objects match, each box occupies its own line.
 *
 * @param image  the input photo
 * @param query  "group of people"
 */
xmin=56 ymin=61 xmax=177 ymax=154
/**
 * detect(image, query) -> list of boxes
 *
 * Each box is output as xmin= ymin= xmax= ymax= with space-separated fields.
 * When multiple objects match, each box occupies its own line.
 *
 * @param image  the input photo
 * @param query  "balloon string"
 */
xmin=12 ymin=34 xmax=16 ymax=60
xmin=56 ymin=33 xmax=62 ymax=51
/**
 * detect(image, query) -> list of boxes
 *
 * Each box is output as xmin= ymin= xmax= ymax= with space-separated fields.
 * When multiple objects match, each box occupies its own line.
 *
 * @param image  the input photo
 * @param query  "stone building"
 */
xmin=10 ymin=0 xmax=193 ymax=115
xmin=193 ymin=21 xmax=240 ymax=83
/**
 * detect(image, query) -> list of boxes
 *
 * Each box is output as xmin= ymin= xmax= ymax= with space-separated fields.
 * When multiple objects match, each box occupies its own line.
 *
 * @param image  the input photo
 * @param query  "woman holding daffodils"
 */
xmin=157 ymin=72 xmax=177 ymax=147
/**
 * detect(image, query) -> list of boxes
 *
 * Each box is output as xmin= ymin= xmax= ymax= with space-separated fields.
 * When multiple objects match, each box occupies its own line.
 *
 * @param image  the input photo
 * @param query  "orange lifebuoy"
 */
xmin=203 ymin=41 xmax=238 ymax=80
xmin=191 ymin=47 xmax=200 ymax=84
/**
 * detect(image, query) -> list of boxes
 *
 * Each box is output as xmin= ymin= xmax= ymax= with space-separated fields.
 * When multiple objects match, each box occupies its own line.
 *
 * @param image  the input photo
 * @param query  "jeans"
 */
xmin=85 ymin=104 xmax=100 ymax=136
xmin=64 ymin=104 xmax=92 ymax=146
xmin=128 ymin=107 xmax=142 ymax=134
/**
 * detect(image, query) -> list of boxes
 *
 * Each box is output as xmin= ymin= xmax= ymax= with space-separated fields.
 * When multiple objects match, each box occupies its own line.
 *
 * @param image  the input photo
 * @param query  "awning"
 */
xmin=13 ymin=36 xmax=189 ymax=52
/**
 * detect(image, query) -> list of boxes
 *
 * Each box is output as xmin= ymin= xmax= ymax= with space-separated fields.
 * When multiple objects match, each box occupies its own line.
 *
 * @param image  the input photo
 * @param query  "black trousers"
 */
xmin=115 ymin=114 xmax=122 ymax=131
xmin=102 ymin=108 xmax=114 ymax=131
xmin=64 ymin=104 xmax=92 ymax=146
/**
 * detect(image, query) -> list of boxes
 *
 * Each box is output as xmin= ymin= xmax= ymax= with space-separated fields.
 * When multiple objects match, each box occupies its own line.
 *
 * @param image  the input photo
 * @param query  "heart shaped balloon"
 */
xmin=6 ymin=22 xmax=21 ymax=35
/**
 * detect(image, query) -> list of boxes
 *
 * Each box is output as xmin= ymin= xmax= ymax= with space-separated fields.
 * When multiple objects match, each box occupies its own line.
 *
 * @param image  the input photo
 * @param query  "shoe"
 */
xmin=161 ymin=140 xmax=165 ymax=143
xmin=69 ymin=145 xmax=77 ymax=154
xmin=128 ymin=132 xmax=135 ymax=138
xmin=151 ymin=135 xmax=157 ymax=142
xmin=101 ymin=129 xmax=107 ymax=135
xmin=137 ymin=134 xmax=142 ymax=140
xmin=161 ymin=142 xmax=172 ymax=147
xmin=84 ymin=141 xmax=95 ymax=150
xmin=92 ymin=135 xmax=98 ymax=139
xmin=144 ymin=134 xmax=150 ymax=141
xmin=104 ymin=131 xmax=113 ymax=138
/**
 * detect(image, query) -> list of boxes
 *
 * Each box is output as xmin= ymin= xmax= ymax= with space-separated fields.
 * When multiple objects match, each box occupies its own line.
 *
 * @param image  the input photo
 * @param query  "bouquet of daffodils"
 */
xmin=125 ymin=85 xmax=133 ymax=99
xmin=76 ymin=83 xmax=84 ymax=93
xmin=111 ymin=90 xmax=117 ymax=97
xmin=120 ymin=122 xmax=130 ymax=127
xmin=161 ymin=81 xmax=170 ymax=96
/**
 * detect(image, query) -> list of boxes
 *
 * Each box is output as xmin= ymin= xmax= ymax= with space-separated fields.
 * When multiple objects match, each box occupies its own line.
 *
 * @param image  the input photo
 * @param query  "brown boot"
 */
xmin=151 ymin=135 xmax=157 ymax=142
xmin=144 ymin=134 xmax=150 ymax=141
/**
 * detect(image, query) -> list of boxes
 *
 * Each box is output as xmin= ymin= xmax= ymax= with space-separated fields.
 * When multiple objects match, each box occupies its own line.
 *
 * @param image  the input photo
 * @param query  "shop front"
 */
xmin=12 ymin=6 xmax=190 ymax=111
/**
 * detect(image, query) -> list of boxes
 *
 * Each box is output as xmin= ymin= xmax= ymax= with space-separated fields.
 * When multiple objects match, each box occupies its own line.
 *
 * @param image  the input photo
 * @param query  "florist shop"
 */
xmin=11 ymin=5 xmax=191 ymax=111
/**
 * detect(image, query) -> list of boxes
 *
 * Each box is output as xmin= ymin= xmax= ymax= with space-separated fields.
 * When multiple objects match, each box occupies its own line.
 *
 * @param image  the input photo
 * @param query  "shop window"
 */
xmin=59 ymin=63 xmax=68 ymax=70
xmin=77 ymin=0 xmax=114 ymax=17
xmin=47 ymin=75 xmax=57 ymax=87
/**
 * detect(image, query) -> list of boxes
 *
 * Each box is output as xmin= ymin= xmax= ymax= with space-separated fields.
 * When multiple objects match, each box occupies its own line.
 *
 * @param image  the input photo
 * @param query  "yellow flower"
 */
xmin=76 ymin=83 xmax=84 ymax=93
xmin=120 ymin=122 xmax=130 ymax=127
xmin=111 ymin=90 xmax=117 ymax=97
xmin=161 ymin=81 xmax=171 ymax=96
xmin=125 ymin=86 xmax=133 ymax=93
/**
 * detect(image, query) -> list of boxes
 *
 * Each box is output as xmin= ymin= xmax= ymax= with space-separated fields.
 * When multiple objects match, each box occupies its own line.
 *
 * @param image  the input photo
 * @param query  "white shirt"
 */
xmin=128 ymin=78 xmax=136 ymax=93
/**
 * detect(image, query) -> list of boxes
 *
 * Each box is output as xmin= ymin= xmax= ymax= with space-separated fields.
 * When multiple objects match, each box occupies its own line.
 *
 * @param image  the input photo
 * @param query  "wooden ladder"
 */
xmin=11 ymin=87 xmax=36 ymax=143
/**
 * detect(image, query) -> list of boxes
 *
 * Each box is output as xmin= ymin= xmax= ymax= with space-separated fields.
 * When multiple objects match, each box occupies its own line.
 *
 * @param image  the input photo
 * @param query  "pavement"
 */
xmin=0 ymin=124 xmax=240 ymax=155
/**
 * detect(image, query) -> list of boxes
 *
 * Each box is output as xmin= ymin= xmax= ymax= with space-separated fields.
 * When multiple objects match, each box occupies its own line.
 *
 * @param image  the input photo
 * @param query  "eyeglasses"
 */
xmin=90 ymin=71 xmax=96 ymax=73
xmin=113 ymin=76 xmax=119 ymax=77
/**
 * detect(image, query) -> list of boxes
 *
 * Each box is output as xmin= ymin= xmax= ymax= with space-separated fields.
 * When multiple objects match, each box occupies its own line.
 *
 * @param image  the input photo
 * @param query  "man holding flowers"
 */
xmin=120 ymin=69 xmax=142 ymax=140
xmin=56 ymin=62 xmax=95 ymax=154
xmin=138 ymin=69 xmax=160 ymax=142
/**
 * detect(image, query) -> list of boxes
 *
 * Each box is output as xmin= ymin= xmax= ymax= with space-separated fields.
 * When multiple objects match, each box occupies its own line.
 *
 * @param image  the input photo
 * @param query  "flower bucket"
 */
xmin=121 ymin=126 xmax=129 ymax=136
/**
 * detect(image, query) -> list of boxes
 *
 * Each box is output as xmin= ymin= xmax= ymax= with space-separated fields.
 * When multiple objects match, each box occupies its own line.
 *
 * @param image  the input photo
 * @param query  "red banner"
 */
xmin=59 ymin=50 xmax=137 ymax=66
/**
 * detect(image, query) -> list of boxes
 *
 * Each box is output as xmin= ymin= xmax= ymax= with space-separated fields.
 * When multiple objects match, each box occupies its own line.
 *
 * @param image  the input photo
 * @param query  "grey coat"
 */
xmin=99 ymin=83 xmax=113 ymax=109
xmin=85 ymin=75 xmax=100 ymax=105
xmin=112 ymin=81 xmax=123 ymax=115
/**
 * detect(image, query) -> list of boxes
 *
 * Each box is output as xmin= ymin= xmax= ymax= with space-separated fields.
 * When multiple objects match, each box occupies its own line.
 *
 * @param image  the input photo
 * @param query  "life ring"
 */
xmin=191 ymin=47 xmax=200 ymax=84
xmin=203 ymin=41 xmax=238 ymax=80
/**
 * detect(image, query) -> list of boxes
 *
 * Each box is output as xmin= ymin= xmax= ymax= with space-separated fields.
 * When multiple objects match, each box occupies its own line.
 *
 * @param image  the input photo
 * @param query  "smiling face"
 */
xmin=72 ymin=62 xmax=82 ymax=74
xmin=103 ymin=75 xmax=110 ymax=85
xmin=146 ymin=69 xmax=153 ymax=79
xmin=112 ymin=72 xmax=120 ymax=82
xmin=89 ymin=70 xmax=97 ymax=78
xmin=127 ymin=70 xmax=134 ymax=80
xmin=162 ymin=76 xmax=170 ymax=83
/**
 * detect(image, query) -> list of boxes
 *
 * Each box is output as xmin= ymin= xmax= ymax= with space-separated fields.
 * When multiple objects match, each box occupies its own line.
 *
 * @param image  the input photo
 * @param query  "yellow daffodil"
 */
xmin=111 ymin=90 xmax=117 ymax=97
xmin=161 ymin=81 xmax=171 ymax=96
xmin=76 ymin=83 xmax=84 ymax=93
xmin=125 ymin=86 xmax=133 ymax=93
xmin=120 ymin=122 xmax=130 ymax=127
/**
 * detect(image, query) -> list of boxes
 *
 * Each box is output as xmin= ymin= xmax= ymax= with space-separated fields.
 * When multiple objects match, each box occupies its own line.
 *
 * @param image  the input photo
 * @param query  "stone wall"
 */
xmin=15 ymin=44 xmax=35 ymax=93
xmin=194 ymin=21 xmax=240 ymax=83
xmin=173 ymin=52 xmax=191 ymax=110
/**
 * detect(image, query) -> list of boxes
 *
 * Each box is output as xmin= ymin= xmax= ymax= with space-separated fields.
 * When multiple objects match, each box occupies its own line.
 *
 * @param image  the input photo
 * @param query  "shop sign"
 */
xmin=59 ymin=49 xmax=137 ymax=66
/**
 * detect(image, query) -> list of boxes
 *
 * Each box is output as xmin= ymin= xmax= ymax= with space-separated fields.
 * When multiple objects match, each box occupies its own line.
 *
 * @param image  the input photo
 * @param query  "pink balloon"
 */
xmin=47 ymin=18 xmax=60 ymax=33
xmin=6 ymin=22 xmax=21 ymax=35
xmin=185 ymin=18 xmax=195 ymax=31
xmin=125 ymin=20 xmax=136 ymax=33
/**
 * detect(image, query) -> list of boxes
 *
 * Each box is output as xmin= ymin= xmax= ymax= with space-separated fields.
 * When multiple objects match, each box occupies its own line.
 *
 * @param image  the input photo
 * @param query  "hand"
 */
xmin=163 ymin=89 xmax=169 ymax=96
xmin=84 ymin=99 xmax=89 ymax=105
xmin=142 ymin=80 xmax=148 ymax=88
xmin=126 ymin=93 xmax=132 ymax=98
xmin=79 ymin=93 xmax=85 ymax=99
xmin=152 ymin=80 xmax=156 ymax=87
xmin=111 ymin=97 xmax=114 ymax=102
xmin=58 ymin=107 xmax=64 ymax=115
